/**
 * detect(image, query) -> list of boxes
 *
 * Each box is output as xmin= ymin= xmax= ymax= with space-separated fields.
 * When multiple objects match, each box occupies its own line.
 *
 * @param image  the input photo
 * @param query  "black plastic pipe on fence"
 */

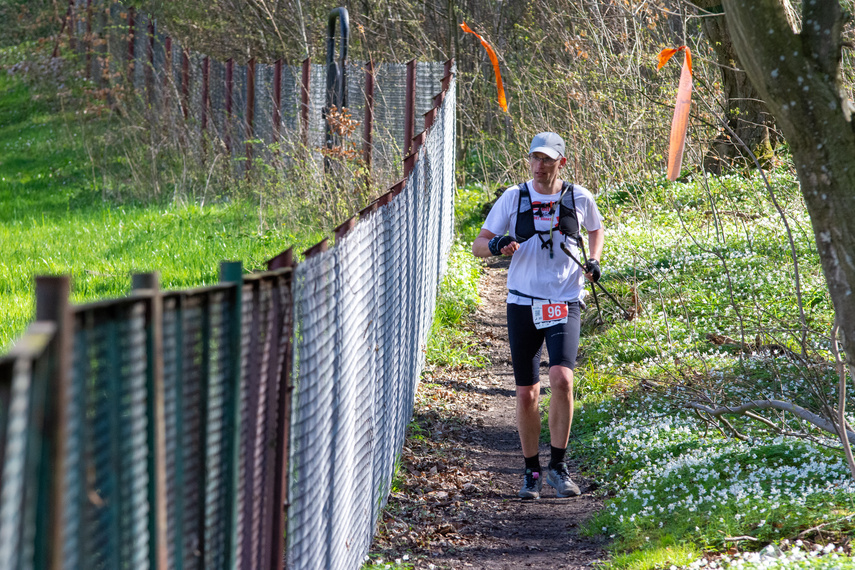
xmin=324 ymin=6 xmax=349 ymax=173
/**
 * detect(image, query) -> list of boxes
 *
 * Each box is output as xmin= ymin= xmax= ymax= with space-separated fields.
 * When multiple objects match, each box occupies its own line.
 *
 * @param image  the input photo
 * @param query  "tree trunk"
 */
xmin=691 ymin=0 xmax=781 ymax=173
xmin=722 ymin=0 xmax=855 ymax=372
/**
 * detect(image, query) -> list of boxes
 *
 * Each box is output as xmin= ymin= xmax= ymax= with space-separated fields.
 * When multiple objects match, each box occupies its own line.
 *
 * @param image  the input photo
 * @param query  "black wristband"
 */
xmin=488 ymin=235 xmax=513 ymax=256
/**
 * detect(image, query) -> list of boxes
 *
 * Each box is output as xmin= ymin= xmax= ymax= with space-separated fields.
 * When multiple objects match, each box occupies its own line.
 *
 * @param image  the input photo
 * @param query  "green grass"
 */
xmin=424 ymin=182 xmax=492 ymax=369
xmin=0 ymin=71 xmax=323 ymax=350
xmin=607 ymin=541 xmax=700 ymax=570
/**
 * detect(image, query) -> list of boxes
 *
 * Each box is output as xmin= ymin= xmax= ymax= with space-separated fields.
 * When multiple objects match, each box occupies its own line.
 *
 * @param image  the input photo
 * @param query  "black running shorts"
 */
xmin=506 ymin=301 xmax=582 ymax=386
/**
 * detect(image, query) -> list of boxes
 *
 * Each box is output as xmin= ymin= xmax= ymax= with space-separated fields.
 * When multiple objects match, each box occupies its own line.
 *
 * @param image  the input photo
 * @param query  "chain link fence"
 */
xmin=0 ymin=36 xmax=456 ymax=568
xmin=288 ymin=74 xmax=455 ymax=568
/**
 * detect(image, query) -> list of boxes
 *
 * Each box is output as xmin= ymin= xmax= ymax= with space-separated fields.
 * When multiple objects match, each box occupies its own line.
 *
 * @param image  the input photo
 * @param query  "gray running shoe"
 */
xmin=518 ymin=469 xmax=542 ymax=499
xmin=546 ymin=462 xmax=581 ymax=497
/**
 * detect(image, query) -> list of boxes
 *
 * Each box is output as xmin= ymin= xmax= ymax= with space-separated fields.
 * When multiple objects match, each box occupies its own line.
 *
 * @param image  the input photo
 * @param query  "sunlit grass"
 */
xmin=426 ymin=239 xmax=488 ymax=369
xmin=0 ymin=71 xmax=323 ymax=350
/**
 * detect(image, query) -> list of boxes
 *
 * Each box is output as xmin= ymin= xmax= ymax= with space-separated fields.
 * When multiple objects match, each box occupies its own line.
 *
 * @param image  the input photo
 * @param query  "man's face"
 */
xmin=529 ymin=152 xmax=566 ymax=182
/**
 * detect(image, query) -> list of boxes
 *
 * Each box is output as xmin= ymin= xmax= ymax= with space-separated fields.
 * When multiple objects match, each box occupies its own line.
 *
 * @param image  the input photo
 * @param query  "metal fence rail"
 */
xmin=0 ymin=48 xmax=456 ymax=569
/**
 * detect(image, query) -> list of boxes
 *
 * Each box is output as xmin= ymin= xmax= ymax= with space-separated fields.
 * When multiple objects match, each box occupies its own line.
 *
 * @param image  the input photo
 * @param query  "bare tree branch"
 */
xmin=831 ymin=322 xmax=855 ymax=481
xmin=687 ymin=399 xmax=855 ymax=441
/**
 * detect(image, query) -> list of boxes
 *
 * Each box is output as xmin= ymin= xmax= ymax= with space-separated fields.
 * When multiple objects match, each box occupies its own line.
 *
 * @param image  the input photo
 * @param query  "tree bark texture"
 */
xmin=722 ymin=0 xmax=855 ymax=367
xmin=691 ymin=0 xmax=781 ymax=172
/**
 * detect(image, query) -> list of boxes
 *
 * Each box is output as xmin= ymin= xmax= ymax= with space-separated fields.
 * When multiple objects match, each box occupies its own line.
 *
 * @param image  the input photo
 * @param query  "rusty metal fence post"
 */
xmin=404 ymin=59 xmax=416 ymax=155
xmin=226 ymin=59 xmax=234 ymax=156
xmin=202 ymin=55 xmax=210 ymax=148
xmin=301 ymin=58 xmax=310 ymax=149
xmin=246 ymin=58 xmax=256 ymax=170
xmin=220 ymin=261 xmax=243 ymax=570
xmin=362 ymin=61 xmax=375 ymax=188
xmin=35 ymin=276 xmax=72 ymax=570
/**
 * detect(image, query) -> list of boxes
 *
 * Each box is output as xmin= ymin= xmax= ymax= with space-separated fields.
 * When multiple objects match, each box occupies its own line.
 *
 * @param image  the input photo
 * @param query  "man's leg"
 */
xmin=507 ymin=303 xmax=546 ymax=498
xmin=547 ymin=365 xmax=574 ymax=449
xmin=543 ymin=303 xmax=582 ymax=497
xmin=516 ymin=382 xmax=542 ymax=458
xmin=515 ymin=382 xmax=543 ymax=499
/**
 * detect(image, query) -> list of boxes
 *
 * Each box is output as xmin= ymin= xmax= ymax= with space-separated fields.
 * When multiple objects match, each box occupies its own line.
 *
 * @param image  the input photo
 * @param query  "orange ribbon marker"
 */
xmin=657 ymin=46 xmax=693 ymax=181
xmin=460 ymin=22 xmax=508 ymax=113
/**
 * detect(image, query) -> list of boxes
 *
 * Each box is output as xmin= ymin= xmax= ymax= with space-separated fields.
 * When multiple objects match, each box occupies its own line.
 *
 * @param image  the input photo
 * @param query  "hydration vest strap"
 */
xmin=509 ymin=289 xmax=578 ymax=307
xmin=514 ymin=180 xmax=579 ymax=253
xmin=514 ymin=182 xmax=537 ymax=243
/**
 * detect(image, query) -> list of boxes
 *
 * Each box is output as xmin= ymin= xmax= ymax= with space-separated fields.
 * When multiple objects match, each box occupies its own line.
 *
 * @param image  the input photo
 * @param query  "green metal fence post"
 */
xmin=34 ymin=275 xmax=71 ymax=570
xmin=132 ymin=272 xmax=169 ymax=570
xmin=219 ymin=261 xmax=243 ymax=570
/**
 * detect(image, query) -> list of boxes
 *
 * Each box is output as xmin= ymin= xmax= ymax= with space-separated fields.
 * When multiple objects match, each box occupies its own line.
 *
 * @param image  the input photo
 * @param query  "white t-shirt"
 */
xmin=482 ymin=180 xmax=603 ymax=305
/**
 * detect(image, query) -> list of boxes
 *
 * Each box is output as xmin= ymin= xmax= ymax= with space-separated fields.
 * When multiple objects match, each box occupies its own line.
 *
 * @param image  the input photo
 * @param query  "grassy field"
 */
xmin=0 ymin=70 xmax=324 ymax=351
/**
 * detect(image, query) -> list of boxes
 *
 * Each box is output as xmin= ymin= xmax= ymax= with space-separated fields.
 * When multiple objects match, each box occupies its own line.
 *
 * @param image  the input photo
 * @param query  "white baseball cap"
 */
xmin=529 ymin=132 xmax=565 ymax=159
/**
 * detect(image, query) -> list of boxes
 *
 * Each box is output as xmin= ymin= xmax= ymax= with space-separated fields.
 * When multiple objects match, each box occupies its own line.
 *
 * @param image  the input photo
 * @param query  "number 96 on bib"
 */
xmin=532 ymin=300 xmax=569 ymax=329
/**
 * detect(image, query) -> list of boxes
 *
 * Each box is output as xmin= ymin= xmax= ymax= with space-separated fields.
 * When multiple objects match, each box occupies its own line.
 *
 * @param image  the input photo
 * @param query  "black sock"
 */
xmin=550 ymin=446 xmax=566 ymax=468
xmin=524 ymin=453 xmax=541 ymax=474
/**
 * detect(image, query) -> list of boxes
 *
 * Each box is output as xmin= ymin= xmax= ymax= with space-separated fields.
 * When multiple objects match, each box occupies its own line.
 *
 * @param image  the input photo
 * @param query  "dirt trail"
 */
xmin=370 ymin=258 xmax=607 ymax=569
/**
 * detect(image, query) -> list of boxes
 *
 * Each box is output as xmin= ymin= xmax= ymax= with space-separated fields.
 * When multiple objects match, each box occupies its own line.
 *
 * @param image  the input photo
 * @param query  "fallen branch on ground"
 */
xmin=687 ymin=399 xmax=855 ymax=441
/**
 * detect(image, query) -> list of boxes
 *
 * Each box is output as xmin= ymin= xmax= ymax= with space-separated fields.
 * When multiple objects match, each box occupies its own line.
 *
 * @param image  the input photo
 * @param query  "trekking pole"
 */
xmin=559 ymin=242 xmax=634 ymax=321
xmin=578 ymin=240 xmax=604 ymax=325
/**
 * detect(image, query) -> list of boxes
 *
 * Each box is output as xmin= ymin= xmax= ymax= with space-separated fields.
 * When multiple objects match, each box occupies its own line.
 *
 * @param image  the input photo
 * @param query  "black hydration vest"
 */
xmin=513 ymin=181 xmax=581 ymax=254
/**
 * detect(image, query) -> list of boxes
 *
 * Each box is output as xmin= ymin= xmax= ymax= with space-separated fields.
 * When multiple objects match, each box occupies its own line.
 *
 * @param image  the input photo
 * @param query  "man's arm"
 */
xmin=584 ymin=227 xmax=604 ymax=281
xmin=586 ymin=227 xmax=604 ymax=261
xmin=472 ymin=228 xmax=520 ymax=258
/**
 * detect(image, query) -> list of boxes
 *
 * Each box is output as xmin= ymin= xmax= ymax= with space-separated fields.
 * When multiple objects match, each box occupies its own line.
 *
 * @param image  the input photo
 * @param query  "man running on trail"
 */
xmin=472 ymin=132 xmax=604 ymax=499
